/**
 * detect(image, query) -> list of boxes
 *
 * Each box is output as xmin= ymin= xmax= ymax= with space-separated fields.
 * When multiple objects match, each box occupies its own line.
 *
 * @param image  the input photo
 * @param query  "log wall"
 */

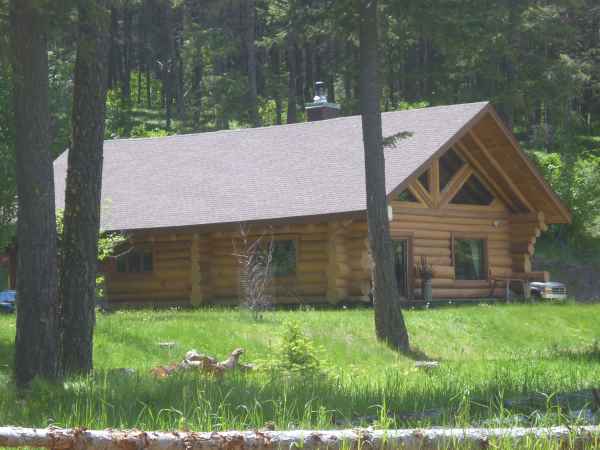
xmin=104 ymin=201 xmax=543 ymax=306
xmin=105 ymin=205 xmax=543 ymax=306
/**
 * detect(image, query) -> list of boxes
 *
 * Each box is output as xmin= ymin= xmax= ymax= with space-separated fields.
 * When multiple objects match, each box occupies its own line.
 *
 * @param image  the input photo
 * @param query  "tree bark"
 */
xmin=286 ymin=31 xmax=298 ymax=124
xmin=121 ymin=1 xmax=133 ymax=106
xmin=246 ymin=0 xmax=260 ymax=127
xmin=10 ymin=0 xmax=61 ymax=387
xmin=358 ymin=0 xmax=409 ymax=352
xmin=61 ymin=0 xmax=110 ymax=375
xmin=1 ymin=426 xmax=599 ymax=450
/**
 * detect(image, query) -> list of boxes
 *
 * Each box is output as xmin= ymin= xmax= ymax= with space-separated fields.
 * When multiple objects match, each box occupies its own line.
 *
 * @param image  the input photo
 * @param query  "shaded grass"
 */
xmin=0 ymin=304 xmax=599 ymax=432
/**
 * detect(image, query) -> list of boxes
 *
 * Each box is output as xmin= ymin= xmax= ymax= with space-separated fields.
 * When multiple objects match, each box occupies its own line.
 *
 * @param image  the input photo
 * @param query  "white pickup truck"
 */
xmin=529 ymin=281 xmax=568 ymax=300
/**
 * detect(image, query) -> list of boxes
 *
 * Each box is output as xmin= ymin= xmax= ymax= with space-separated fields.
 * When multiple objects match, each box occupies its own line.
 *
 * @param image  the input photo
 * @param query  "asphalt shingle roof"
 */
xmin=54 ymin=102 xmax=489 ymax=232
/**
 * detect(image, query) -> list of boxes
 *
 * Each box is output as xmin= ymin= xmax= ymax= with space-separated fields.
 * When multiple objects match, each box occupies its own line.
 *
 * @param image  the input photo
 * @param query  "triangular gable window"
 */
xmin=439 ymin=148 xmax=464 ymax=190
xmin=397 ymin=189 xmax=419 ymax=202
xmin=418 ymin=170 xmax=430 ymax=192
xmin=451 ymin=175 xmax=495 ymax=206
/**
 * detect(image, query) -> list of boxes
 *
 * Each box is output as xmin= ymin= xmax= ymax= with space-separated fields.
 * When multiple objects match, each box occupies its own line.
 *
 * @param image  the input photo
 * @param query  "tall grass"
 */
xmin=0 ymin=304 xmax=599 ymax=433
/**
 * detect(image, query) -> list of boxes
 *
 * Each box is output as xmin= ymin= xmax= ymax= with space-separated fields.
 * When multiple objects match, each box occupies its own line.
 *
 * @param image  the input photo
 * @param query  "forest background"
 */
xmin=0 ymin=0 xmax=599 ymax=287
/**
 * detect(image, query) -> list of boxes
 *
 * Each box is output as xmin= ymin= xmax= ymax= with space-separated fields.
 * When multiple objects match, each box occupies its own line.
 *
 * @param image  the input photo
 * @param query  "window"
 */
xmin=270 ymin=240 xmax=296 ymax=277
xmin=439 ymin=148 xmax=464 ymax=190
xmin=451 ymin=175 xmax=494 ymax=206
xmin=418 ymin=170 xmax=430 ymax=192
xmin=117 ymin=248 xmax=153 ymax=273
xmin=454 ymin=238 xmax=486 ymax=280
xmin=397 ymin=189 xmax=418 ymax=202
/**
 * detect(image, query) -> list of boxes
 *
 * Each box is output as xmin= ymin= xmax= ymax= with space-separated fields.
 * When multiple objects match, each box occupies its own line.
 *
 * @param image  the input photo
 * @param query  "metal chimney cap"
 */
xmin=313 ymin=81 xmax=328 ymax=104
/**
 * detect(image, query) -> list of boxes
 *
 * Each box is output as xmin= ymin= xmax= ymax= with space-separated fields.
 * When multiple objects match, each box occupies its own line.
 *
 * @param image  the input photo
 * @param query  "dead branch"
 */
xmin=0 ymin=425 xmax=599 ymax=449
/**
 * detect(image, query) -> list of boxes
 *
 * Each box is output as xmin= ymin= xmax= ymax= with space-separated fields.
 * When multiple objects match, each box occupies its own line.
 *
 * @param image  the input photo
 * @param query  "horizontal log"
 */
xmin=511 ymin=224 xmax=540 ymax=235
xmin=3 ymin=426 xmax=598 ymax=450
xmin=487 ymin=240 xmax=510 ymax=250
xmin=488 ymin=249 xmax=510 ymax=258
xmin=154 ymin=254 xmax=190 ymax=263
xmin=421 ymin=256 xmax=452 ymax=266
xmin=414 ymin=278 xmax=455 ymax=288
xmin=510 ymin=242 xmax=535 ymax=255
xmin=413 ymin=238 xmax=450 ymax=249
xmin=430 ymin=265 xmax=454 ymax=278
xmin=299 ymin=233 xmax=329 ymax=241
xmin=391 ymin=202 xmax=509 ymax=218
xmin=415 ymin=287 xmax=505 ymax=299
xmin=408 ymin=230 xmax=451 ymax=239
xmin=509 ymin=211 xmax=545 ymax=224
xmin=393 ymin=213 xmax=503 ymax=226
xmin=108 ymin=290 xmax=190 ymax=301
xmin=155 ymin=270 xmax=193 ymax=279
xmin=414 ymin=246 xmax=451 ymax=257
xmin=391 ymin=221 xmax=509 ymax=234
xmin=489 ymin=255 xmax=513 ymax=267
xmin=490 ymin=267 xmax=513 ymax=277
xmin=297 ymin=262 xmax=327 ymax=272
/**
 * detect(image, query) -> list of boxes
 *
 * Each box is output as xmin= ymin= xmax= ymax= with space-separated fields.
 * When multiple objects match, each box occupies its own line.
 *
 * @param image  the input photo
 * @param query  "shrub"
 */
xmin=262 ymin=320 xmax=322 ymax=376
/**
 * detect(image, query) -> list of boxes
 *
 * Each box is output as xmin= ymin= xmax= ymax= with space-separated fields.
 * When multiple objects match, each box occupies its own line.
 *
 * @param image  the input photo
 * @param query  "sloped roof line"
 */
xmin=53 ymin=101 xmax=568 ymax=232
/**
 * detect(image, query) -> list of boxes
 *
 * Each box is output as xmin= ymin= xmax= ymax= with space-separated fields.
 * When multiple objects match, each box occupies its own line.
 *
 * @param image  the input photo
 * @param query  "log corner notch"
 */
xmin=190 ymin=233 xmax=210 ymax=305
xmin=1 ymin=426 xmax=600 ymax=450
xmin=509 ymin=211 xmax=547 ymax=274
xmin=326 ymin=221 xmax=350 ymax=304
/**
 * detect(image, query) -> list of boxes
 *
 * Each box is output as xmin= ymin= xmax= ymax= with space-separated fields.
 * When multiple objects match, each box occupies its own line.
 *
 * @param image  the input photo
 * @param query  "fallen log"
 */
xmin=151 ymin=348 xmax=255 ymax=378
xmin=0 ymin=425 xmax=599 ymax=449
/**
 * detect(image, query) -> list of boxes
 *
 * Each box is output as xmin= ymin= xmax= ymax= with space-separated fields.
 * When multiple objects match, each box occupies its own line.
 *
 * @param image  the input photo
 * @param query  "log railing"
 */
xmin=0 ymin=426 xmax=599 ymax=449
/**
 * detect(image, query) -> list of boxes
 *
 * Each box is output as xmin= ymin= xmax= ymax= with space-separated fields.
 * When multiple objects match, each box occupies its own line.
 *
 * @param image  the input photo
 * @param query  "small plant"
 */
xmin=263 ymin=320 xmax=321 ymax=376
xmin=233 ymin=224 xmax=273 ymax=320
xmin=416 ymin=256 xmax=434 ymax=282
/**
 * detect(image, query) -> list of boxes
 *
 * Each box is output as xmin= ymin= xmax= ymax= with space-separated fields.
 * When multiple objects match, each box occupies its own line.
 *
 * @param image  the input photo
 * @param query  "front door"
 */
xmin=393 ymin=239 xmax=409 ymax=298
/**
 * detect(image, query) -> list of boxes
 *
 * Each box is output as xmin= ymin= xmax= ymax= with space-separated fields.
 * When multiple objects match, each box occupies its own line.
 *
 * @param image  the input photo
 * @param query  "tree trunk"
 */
xmin=146 ymin=68 xmax=152 ymax=108
xmin=191 ymin=54 xmax=203 ymax=129
xmin=121 ymin=1 xmax=132 ymax=106
xmin=160 ymin=0 xmax=174 ymax=130
xmin=246 ymin=0 xmax=260 ymax=127
xmin=358 ymin=0 xmax=409 ymax=352
xmin=1 ymin=425 xmax=599 ymax=450
xmin=10 ymin=0 xmax=61 ymax=386
xmin=286 ymin=31 xmax=298 ymax=124
xmin=61 ymin=0 xmax=110 ymax=375
xmin=272 ymin=46 xmax=283 ymax=125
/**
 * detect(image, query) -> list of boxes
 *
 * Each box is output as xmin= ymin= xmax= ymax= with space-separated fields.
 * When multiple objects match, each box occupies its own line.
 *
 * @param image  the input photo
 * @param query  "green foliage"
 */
xmin=56 ymin=209 xmax=126 ymax=298
xmin=532 ymin=151 xmax=600 ymax=241
xmin=262 ymin=320 xmax=322 ymax=376
xmin=0 ymin=63 xmax=16 ymax=251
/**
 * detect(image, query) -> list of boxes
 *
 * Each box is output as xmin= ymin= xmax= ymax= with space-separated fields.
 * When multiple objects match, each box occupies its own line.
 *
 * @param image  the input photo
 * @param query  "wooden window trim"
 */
xmin=451 ymin=232 xmax=489 ymax=281
xmin=115 ymin=246 xmax=154 ymax=276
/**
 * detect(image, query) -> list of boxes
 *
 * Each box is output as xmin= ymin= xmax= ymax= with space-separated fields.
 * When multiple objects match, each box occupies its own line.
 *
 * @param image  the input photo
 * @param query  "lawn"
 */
xmin=0 ymin=303 xmax=599 ymax=433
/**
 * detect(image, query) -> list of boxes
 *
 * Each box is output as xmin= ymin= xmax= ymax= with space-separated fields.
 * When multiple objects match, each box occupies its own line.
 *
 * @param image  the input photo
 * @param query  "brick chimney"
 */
xmin=305 ymin=81 xmax=340 ymax=121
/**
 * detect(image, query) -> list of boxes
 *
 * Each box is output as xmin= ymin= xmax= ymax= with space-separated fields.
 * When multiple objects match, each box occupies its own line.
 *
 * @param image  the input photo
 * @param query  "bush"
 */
xmin=262 ymin=320 xmax=322 ymax=376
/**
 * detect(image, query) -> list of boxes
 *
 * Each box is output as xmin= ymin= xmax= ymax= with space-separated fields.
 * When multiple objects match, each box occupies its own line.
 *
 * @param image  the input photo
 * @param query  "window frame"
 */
xmin=451 ymin=233 xmax=489 ymax=282
xmin=270 ymin=237 xmax=298 ymax=278
xmin=116 ymin=246 xmax=154 ymax=275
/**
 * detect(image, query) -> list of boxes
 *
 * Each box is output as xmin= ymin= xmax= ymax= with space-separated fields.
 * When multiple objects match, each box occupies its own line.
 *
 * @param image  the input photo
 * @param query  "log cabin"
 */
xmin=51 ymin=99 xmax=570 ymax=307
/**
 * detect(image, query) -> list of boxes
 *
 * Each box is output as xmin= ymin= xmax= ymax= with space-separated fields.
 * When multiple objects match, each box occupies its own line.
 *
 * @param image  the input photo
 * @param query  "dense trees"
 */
xmin=358 ymin=0 xmax=409 ymax=351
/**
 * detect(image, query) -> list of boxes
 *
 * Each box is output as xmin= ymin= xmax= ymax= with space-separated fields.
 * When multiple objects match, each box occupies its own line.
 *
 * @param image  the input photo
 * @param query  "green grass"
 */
xmin=0 ymin=304 xmax=599 ymax=434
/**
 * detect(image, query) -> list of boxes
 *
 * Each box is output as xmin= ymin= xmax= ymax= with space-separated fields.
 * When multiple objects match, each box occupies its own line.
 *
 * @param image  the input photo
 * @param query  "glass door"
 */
xmin=393 ymin=239 xmax=409 ymax=298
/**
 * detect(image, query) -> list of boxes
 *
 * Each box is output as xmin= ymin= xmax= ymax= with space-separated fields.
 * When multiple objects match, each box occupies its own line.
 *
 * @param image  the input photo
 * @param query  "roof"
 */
xmin=53 ymin=101 xmax=570 ymax=232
